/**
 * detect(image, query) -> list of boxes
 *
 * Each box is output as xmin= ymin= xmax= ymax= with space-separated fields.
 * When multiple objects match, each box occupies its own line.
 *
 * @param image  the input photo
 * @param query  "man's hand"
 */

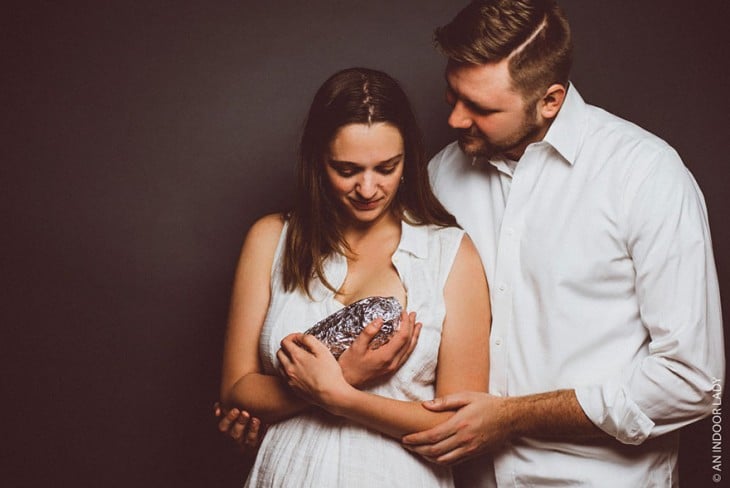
xmin=214 ymin=402 xmax=266 ymax=454
xmin=338 ymin=311 xmax=422 ymax=388
xmin=401 ymin=391 xmax=509 ymax=465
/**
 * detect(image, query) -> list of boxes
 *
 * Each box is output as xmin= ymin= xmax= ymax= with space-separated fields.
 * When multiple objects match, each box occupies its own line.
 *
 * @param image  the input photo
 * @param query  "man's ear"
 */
xmin=538 ymin=83 xmax=567 ymax=120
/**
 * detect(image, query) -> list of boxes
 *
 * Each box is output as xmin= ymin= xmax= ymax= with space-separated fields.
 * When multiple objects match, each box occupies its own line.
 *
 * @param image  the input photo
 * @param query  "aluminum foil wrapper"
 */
xmin=304 ymin=296 xmax=402 ymax=359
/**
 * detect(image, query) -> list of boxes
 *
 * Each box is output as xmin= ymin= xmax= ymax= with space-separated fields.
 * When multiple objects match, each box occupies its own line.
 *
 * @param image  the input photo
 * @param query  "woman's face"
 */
xmin=325 ymin=122 xmax=405 ymax=226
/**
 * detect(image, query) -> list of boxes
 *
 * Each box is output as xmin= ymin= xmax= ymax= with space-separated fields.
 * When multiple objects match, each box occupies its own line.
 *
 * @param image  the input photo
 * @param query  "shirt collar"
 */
xmin=542 ymin=83 xmax=585 ymax=166
xmin=397 ymin=218 xmax=429 ymax=259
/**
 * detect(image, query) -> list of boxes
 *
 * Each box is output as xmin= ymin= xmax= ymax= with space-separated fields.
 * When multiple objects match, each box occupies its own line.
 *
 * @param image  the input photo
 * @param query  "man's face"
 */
xmin=445 ymin=60 xmax=544 ymax=161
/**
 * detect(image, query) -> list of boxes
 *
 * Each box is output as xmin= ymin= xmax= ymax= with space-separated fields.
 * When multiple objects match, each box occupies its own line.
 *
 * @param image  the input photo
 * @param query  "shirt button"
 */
xmin=498 ymin=283 xmax=507 ymax=292
xmin=494 ymin=338 xmax=502 ymax=346
xmin=505 ymin=227 xmax=514 ymax=237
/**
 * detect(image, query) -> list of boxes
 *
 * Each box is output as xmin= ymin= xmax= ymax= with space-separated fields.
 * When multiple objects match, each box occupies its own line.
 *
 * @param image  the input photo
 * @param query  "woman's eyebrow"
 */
xmin=377 ymin=154 xmax=404 ymax=166
xmin=329 ymin=153 xmax=403 ymax=166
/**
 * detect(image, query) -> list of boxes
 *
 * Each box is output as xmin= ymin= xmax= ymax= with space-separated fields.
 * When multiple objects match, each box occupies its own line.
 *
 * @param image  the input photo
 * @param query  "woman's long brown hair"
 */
xmin=283 ymin=67 xmax=457 ymax=296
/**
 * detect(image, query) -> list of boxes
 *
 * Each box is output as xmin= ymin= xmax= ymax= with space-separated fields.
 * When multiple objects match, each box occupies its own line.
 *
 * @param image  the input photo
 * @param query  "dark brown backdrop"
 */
xmin=3 ymin=1 xmax=728 ymax=486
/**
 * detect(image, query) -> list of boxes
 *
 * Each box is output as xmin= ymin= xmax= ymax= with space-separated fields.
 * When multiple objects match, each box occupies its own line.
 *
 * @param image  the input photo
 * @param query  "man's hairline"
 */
xmin=443 ymin=14 xmax=551 ymax=102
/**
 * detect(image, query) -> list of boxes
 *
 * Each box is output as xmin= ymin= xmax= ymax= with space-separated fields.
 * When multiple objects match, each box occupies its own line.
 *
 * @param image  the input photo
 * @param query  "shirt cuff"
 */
xmin=574 ymin=384 xmax=655 ymax=445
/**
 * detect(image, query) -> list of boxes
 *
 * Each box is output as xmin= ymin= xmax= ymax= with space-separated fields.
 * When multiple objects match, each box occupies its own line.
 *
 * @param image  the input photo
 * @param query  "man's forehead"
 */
xmin=444 ymin=60 xmax=517 ymax=98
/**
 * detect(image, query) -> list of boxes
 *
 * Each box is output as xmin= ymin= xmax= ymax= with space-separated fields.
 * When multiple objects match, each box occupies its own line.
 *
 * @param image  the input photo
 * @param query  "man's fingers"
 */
xmin=406 ymin=445 xmax=454 ymax=465
xmin=403 ymin=427 xmax=462 ymax=459
xmin=402 ymin=429 xmax=462 ymax=465
xmin=401 ymin=417 xmax=457 ymax=447
xmin=435 ymin=445 xmax=473 ymax=466
xmin=421 ymin=392 xmax=472 ymax=412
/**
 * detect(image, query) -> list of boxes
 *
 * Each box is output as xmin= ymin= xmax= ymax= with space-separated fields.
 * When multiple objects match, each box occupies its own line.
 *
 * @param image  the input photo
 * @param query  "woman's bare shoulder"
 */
xmin=242 ymin=212 xmax=287 ymax=255
xmin=248 ymin=212 xmax=286 ymax=239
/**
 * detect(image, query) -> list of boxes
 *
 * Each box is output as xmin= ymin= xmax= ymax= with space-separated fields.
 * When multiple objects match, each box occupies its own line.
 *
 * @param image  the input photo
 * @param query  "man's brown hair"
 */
xmin=435 ymin=0 xmax=572 ymax=100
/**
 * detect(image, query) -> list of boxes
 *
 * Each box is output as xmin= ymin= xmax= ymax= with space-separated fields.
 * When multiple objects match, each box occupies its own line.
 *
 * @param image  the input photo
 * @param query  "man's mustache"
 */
xmin=457 ymin=127 xmax=483 ymax=138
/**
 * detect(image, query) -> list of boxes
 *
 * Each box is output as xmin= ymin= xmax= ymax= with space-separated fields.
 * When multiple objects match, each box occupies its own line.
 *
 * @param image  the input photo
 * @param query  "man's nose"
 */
xmin=447 ymin=101 xmax=472 ymax=129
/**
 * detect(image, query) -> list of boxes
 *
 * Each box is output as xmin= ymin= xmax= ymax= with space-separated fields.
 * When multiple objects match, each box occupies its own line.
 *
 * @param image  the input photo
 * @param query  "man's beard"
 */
xmin=457 ymin=107 xmax=541 ymax=160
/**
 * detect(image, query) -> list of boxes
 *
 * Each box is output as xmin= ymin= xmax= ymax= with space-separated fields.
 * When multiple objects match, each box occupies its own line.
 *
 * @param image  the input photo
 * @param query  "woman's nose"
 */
xmin=355 ymin=173 xmax=377 ymax=199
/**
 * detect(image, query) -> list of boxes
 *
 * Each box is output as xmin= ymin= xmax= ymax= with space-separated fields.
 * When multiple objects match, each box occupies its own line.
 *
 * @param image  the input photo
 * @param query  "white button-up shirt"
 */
xmin=429 ymin=85 xmax=724 ymax=487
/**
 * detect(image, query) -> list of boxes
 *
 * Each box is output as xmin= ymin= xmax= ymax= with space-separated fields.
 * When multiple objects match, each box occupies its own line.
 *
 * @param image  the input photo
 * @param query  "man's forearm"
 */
xmin=504 ymin=389 xmax=605 ymax=441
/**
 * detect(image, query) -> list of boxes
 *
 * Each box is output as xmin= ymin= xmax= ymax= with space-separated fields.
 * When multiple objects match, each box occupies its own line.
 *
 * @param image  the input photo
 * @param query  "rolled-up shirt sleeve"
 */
xmin=575 ymin=147 xmax=725 ymax=444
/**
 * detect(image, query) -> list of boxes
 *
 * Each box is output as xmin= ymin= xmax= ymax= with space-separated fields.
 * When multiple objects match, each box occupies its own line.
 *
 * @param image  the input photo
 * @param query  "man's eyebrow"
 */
xmin=445 ymin=81 xmax=495 ymax=113
xmin=465 ymin=99 xmax=496 ymax=113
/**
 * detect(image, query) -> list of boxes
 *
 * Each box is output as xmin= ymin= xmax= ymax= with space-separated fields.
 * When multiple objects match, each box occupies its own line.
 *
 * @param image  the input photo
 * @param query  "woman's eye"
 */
xmin=377 ymin=166 xmax=397 ymax=175
xmin=336 ymin=169 xmax=356 ymax=177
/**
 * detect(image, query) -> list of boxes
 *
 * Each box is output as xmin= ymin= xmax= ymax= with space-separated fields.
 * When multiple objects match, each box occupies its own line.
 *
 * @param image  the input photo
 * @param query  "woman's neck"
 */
xmin=342 ymin=210 xmax=401 ymax=251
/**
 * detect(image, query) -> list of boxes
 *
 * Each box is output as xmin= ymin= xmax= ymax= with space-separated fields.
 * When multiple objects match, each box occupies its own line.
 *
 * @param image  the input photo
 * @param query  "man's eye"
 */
xmin=445 ymin=91 xmax=456 ymax=106
xmin=468 ymin=104 xmax=496 ymax=116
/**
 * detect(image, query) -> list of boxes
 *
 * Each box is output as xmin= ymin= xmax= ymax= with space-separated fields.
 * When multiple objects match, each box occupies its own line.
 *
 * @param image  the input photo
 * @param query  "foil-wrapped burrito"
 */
xmin=303 ymin=296 xmax=403 ymax=359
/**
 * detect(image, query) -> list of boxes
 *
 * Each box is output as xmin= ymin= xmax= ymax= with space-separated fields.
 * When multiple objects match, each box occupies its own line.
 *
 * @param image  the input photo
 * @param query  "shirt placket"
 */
xmin=488 ymin=155 xmax=535 ymax=398
xmin=390 ymin=248 xmax=410 ymax=308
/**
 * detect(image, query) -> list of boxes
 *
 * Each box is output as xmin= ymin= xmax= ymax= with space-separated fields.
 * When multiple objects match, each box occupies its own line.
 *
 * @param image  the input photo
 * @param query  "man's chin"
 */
xmin=458 ymin=138 xmax=494 ymax=159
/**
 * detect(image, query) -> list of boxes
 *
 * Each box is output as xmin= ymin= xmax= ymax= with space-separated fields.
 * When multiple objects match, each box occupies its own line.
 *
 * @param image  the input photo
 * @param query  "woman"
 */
xmin=220 ymin=67 xmax=490 ymax=487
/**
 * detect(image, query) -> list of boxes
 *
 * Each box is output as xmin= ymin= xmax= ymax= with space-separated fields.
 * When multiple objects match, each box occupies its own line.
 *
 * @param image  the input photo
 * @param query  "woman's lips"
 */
xmin=349 ymin=198 xmax=382 ymax=210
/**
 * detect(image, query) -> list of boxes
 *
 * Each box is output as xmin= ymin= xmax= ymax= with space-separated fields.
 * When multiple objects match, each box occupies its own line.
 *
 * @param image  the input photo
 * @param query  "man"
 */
xmin=219 ymin=1 xmax=724 ymax=485
xmin=399 ymin=0 xmax=724 ymax=486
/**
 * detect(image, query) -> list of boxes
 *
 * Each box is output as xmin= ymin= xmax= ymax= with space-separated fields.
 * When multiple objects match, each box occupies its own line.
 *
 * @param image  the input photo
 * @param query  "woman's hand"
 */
xmin=338 ymin=310 xmax=421 ymax=388
xmin=214 ymin=402 xmax=266 ymax=455
xmin=277 ymin=333 xmax=353 ymax=411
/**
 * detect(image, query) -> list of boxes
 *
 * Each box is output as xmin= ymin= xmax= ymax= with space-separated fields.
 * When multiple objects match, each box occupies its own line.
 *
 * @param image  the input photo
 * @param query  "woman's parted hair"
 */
xmin=283 ymin=67 xmax=457 ymax=296
xmin=434 ymin=0 xmax=572 ymax=100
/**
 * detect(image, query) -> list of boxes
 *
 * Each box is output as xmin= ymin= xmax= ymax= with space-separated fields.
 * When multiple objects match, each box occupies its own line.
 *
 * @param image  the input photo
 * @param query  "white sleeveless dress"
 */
xmin=244 ymin=219 xmax=465 ymax=488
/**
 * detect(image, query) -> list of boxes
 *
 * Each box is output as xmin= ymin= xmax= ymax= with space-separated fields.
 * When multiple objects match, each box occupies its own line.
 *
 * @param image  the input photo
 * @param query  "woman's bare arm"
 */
xmin=278 ymin=235 xmax=491 ymax=438
xmin=220 ymin=214 xmax=310 ymax=424
xmin=219 ymin=214 xmax=425 ymax=425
